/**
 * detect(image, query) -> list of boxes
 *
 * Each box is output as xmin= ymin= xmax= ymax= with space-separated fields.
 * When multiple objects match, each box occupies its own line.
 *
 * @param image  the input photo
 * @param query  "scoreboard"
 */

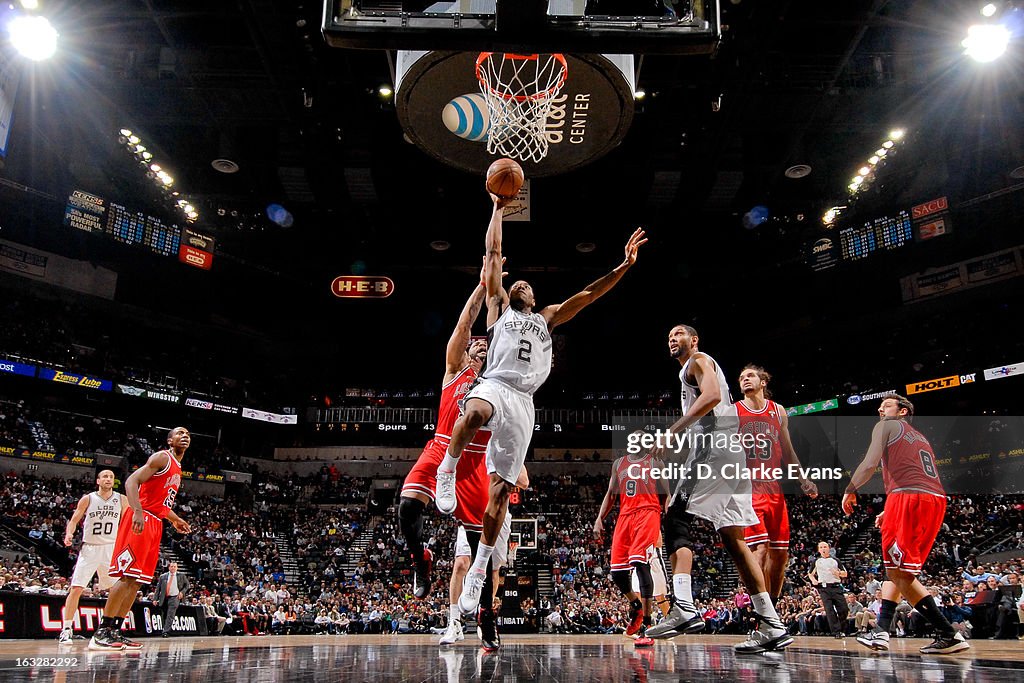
xmin=65 ymin=190 xmax=185 ymax=261
xmin=839 ymin=209 xmax=912 ymax=261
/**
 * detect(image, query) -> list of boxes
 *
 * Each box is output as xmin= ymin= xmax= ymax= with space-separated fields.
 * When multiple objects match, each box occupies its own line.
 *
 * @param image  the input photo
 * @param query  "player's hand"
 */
xmin=132 ymin=512 xmax=145 ymax=535
xmin=841 ymin=492 xmax=857 ymax=516
xmin=801 ymin=479 xmax=819 ymax=499
xmin=172 ymin=519 xmax=192 ymax=534
xmin=490 ymin=192 xmax=514 ymax=209
xmin=874 ymin=511 xmax=884 ymax=528
xmin=63 ymin=534 xmax=73 ymax=547
xmin=622 ymin=228 xmax=648 ymax=267
xmin=593 ymin=518 xmax=604 ymax=537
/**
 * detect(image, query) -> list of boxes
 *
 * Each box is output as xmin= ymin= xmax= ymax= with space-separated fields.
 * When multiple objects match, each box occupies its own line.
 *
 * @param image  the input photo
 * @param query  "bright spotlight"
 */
xmin=882 ymin=140 xmax=894 ymax=149
xmin=889 ymin=129 xmax=905 ymax=140
xmin=981 ymin=3 xmax=997 ymax=17
xmin=822 ymin=208 xmax=837 ymax=225
xmin=852 ymin=176 xmax=864 ymax=186
xmin=378 ymin=85 xmax=393 ymax=97
xmin=875 ymin=148 xmax=887 ymax=157
xmin=962 ymin=24 xmax=1010 ymax=62
xmin=868 ymin=156 xmax=880 ymax=165
xmin=20 ymin=0 xmax=40 ymax=9
xmin=8 ymin=16 xmax=57 ymax=61
xmin=858 ymin=166 xmax=871 ymax=176
xmin=150 ymin=164 xmax=162 ymax=172
xmin=120 ymin=128 xmax=133 ymax=137
xmin=134 ymin=145 xmax=146 ymax=154
xmin=634 ymin=89 xmax=646 ymax=100
xmin=128 ymin=135 xmax=140 ymax=145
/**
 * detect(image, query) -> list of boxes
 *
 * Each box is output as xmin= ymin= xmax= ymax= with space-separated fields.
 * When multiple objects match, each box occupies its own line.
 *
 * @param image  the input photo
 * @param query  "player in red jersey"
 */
xmin=89 ymin=427 xmax=192 ymax=651
xmin=594 ymin=441 xmax=668 ymax=647
xmin=843 ymin=395 xmax=968 ymax=655
xmin=737 ymin=365 xmax=818 ymax=601
xmin=399 ymin=259 xmax=500 ymax=599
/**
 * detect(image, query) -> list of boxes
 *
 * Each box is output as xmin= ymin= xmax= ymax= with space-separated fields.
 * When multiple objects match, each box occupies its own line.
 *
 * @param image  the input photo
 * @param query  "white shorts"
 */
xmin=455 ymin=513 xmax=512 ymax=567
xmin=467 ymin=378 xmax=534 ymax=483
xmin=71 ymin=543 xmax=115 ymax=590
xmin=675 ymin=428 xmax=758 ymax=531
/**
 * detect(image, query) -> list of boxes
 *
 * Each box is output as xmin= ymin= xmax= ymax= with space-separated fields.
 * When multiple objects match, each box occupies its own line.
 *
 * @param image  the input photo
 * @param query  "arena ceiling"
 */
xmin=1 ymin=0 xmax=1022 ymax=397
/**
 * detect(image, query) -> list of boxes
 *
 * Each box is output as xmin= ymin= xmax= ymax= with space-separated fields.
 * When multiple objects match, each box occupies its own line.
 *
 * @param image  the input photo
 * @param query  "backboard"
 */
xmin=322 ymin=1 xmax=721 ymax=55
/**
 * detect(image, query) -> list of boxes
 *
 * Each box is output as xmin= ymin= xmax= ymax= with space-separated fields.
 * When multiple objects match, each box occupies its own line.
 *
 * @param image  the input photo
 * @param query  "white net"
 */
xmin=508 ymin=541 xmax=519 ymax=567
xmin=476 ymin=53 xmax=568 ymax=163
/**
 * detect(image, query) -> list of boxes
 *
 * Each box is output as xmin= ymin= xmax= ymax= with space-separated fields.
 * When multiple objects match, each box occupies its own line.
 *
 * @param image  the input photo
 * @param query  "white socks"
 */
xmin=449 ymin=604 xmax=460 ymax=623
xmin=752 ymin=592 xmax=783 ymax=628
xmin=673 ymin=574 xmax=695 ymax=612
xmin=471 ymin=543 xmax=495 ymax=574
xmin=439 ymin=451 xmax=459 ymax=473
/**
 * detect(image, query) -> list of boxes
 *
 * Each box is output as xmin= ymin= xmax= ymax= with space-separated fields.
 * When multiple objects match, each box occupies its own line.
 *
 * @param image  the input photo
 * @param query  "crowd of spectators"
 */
xmin=1 ymin=462 xmax=1023 ymax=640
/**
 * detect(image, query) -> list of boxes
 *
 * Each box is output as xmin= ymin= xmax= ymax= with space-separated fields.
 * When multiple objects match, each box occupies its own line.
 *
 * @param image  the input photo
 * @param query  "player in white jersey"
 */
xmin=645 ymin=325 xmax=792 ymax=654
xmin=59 ymin=469 xmax=125 ymax=644
xmin=435 ymin=192 xmax=646 ymax=619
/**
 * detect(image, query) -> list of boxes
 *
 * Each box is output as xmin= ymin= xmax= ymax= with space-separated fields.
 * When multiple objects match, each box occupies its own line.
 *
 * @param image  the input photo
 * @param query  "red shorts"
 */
xmin=881 ymin=491 xmax=946 ymax=576
xmin=610 ymin=508 xmax=661 ymax=571
xmin=744 ymin=492 xmax=790 ymax=550
xmin=107 ymin=508 xmax=164 ymax=585
xmin=401 ymin=439 xmax=489 ymax=531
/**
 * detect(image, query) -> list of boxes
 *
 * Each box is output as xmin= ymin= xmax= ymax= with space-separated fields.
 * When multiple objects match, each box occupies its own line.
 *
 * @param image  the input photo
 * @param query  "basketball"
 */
xmin=485 ymin=158 xmax=525 ymax=198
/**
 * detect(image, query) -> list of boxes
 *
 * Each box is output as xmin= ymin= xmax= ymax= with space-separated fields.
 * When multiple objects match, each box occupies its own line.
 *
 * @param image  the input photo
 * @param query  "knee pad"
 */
xmin=398 ymin=497 xmax=426 ymax=548
xmin=632 ymin=562 xmax=654 ymax=599
xmin=611 ymin=569 xmax=633 ymax=595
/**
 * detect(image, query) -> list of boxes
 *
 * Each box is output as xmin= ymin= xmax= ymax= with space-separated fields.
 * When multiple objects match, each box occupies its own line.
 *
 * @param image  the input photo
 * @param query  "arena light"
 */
xmin=981 ymin=3 xmax=998 ymax=17
xmin=378 ymin=85 xmax=393 ymax=97
xmin=851 ymin=175 xmax=864 ymax=186
xmin=8 ymin=15 xmax=58 ymax=61
xmin=875 ymin=148 xmax=887 ymax=157
xmin=19 ymin=0 xmax=40 ymax=9
xmin=868 ymin=155 xmax=880 ymax=165
xmin=120 ymin=128 xmax=133 ymax=137
xmin=962 ymin=24 xmax=1010 ymax=62
xmin=858 ymin=166 xmax=871 ymax=176
xmin=882 ymin=140 xmax=894 ymax=149
xmin=633 ymin=89 xmax=646 ymax=100
xmin=889 ymin=128 xmax=905 ymax=141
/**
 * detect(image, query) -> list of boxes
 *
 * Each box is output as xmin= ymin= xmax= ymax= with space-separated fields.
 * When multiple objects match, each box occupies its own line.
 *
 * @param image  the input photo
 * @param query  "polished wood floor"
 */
xmin=1 ymin=634 xmax=1021 ymax=682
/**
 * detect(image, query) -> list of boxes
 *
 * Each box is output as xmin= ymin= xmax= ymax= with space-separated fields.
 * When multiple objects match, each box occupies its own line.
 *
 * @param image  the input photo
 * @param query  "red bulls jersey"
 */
xmin=616 ymin=453 xmax=662 ymax=515
xmin=737 ymin=399 xmax=784 ymax=495
xmin=138 ymin=450 xmax=182 ymax=520
xmin=883 ymin=421 xmax=945 ymax=496
xmin=435 ymin=365 xmax=490 ymax=455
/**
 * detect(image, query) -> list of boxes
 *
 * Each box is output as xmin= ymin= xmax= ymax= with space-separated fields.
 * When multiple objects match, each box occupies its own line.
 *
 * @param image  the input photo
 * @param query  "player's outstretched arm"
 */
xmin=64 ymin=494 xmax=91 ymax=546
xmin=445 ymin=277 xmax=487 ymax=378
xmin=779 ymin=410 xmax=818 ymax=498
xmin=841 ymin=420 xmax=893 ymax=515
xmin=541 ymin=228 xmax=646 ymax=331
xmin=484 ymin=195 xmax=510 ymax=327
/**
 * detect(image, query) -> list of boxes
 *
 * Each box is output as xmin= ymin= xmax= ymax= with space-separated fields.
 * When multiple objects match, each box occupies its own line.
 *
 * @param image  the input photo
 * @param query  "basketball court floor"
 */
xmin=1 ymin=635 xmax=1020 ymax=682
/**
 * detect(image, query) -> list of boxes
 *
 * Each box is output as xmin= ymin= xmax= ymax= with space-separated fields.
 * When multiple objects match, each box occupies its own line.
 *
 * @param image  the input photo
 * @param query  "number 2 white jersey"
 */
xmin=679 ymin=352 xmax=735 ymax=432
xmin=82 ymin=491 xmax=122 ymax=545
xmin=482 ymin=305 xmax=553 ymax=395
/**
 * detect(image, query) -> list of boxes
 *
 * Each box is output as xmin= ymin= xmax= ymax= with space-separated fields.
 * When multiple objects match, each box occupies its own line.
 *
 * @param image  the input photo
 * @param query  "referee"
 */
xmin=809 ymin=541 xmax=849 ymax=638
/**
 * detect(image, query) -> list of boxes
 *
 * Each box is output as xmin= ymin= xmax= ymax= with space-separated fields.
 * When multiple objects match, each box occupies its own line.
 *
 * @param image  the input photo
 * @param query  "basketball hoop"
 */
xmin=476 ymin=52 xmax=568 ymax=163
xmin=508 ymin=540 xmax=520 ymax=566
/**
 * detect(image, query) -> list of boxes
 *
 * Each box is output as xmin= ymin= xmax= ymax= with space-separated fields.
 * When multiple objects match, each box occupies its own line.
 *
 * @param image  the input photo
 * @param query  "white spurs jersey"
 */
xmin=483 ymin=305 xmax=553 ymax=395
xmin=679 ymin=352 xmax=735 ymax=432
xmin=82 ymin=491 xmax=122 ymax=545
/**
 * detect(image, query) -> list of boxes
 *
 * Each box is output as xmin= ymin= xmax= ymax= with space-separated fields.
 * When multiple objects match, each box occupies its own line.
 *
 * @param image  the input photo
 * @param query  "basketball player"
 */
xmin=89 ymin=427 xmax=192 ymax=651
xmin=440 ymin=509 xmax=514 ymax=647
xmin=645 ymin=326 xmax=792 ymax=654
xmin=593 ymin=439 xmax=667 ymax=647
xmin=844 ymin=395 xmax=969 ymax=654
xmin=399 ymin=259 xmax=495 ymax=599
xmin=736 ymin=365 xmax=818 ymax=600
xmin=435 ymin=194 xmax=646 ymax=620
xmin=58 ymin=469 xmax=125 ymax=644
